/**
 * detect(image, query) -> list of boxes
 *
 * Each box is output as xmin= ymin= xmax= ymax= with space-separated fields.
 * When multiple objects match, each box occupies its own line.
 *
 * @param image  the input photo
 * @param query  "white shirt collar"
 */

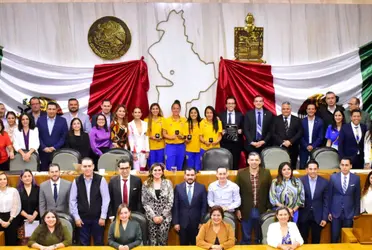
xmin=51 ymin=178 xmax=61 ymax=186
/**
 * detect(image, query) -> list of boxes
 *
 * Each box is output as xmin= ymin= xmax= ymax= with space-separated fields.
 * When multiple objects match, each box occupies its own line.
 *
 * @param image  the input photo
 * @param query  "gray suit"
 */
xmin=39 ymin=178 xmax=72 ymax=216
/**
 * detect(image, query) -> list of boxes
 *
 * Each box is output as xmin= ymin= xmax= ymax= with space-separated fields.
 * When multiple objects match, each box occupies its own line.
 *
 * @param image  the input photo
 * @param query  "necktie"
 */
xmin=342 ymin=176 xmax=347 ymax=194
xmin=53 ymin=183 xmax=58 ymax=203
xmin=228 ymin=113 xmax=232 ymax=124
xmin=284 ymin=117 xmax=289 ymax=134
xmin=355 ymin=126 xmax=360 ymax=143
xmin=187 ymin=185 xmax=192 ymax=205
xmin=256 ymin=111 xmax=262 ymax=140
xmin=123 ymin=179 xmax=128 ymax=205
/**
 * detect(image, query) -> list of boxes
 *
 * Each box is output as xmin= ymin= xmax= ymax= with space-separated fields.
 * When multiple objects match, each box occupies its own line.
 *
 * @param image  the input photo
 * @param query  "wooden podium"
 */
xmin=353 ymin=214 xmax=372 ymax=244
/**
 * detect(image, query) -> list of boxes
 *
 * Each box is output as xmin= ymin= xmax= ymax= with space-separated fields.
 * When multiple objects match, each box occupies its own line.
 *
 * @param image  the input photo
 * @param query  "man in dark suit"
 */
xmin=108 ymin=157 xmax=143 ymax=217
xmin=317 ymin=91 xmax=345 ymax=134
xmin=236 ymin=152 xmax=272 ymax=244
xmin=298 ymin=160 xmax=328 ymax=244
xmin=37 ymin=102 xmax=68 ymax=171
xmin=219 ymin=96 xmax=244 ymax=170
xmin=299 ymin=103 xmax=324 ymax=169
xmin=271 ymin=101 xmax=303 ymax=169
xmin=328 ymin=157 xmax=361 ymax=243
xmin=243 ymin=95 xmax=273 ymax=156
xmin=173 ymin=167 xmax=207 ymax=245
xmin=339 ymin=109 xmax=367 ymax=169
xmin=91 ymin=99 xmax=113 ymax=127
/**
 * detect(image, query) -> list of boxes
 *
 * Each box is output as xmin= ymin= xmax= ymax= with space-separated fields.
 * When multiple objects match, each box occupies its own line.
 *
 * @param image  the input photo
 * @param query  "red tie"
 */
xmin=123 ymin=179 xmax=128 ymax=205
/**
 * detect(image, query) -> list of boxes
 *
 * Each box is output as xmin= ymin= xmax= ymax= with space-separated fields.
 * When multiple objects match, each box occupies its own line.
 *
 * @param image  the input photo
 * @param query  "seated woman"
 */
xmin=267 ymin=207 xmax=304 ymax=249
xmin=28 ymin=210 xmax=72 ymax=249
xmin=13 ymin=113 xmax=40 ymax=162
xmin=108 ymin=204 xmax=142 ymax=249
xmin=65 ymin=117 xmax=91 ymax=158
xmin=361 ymin=171 xmax=372 ymax=213
xmin=196 ymin=205 xmax=235 ymax=250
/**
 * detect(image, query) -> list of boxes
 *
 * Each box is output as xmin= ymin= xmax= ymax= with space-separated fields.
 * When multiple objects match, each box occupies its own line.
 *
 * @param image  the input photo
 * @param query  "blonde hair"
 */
xmin=114 ymin=204 xmax=131 ymax=238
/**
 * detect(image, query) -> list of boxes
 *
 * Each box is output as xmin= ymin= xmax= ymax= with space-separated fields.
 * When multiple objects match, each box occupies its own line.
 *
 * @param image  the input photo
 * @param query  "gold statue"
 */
xmin=234 ymin=13 xmax=265 ymax=63
xmin=88 ymin=16 xmax=131 ymax=60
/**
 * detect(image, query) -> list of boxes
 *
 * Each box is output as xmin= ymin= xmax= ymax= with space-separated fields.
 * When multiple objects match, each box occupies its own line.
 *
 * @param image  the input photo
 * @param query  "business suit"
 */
xmin=39 ymin=179 xmax=72 ymax=217
xmin=243 ymin=109 xmax=273 ymax=155
xmin=344 ymin=109 xmax=371 ymax=129
xmin=298 ymin=175 xmax=328 ymax=243
xmin=37 ymin=115 xmax=68 ymax=171
xmin=91 ymin=113 xmax=113 ymax=128
xmin=108 ymin=174 xmax=143 ymax=217
xmin=328 ymin=172 xmax=360 ymax=243
xmin=62 ymin=112 xmax=92 ymax=133
xmin=271 ymin=115 xmax=303 ymax=169
xmin=173 ymin=181 xmax=207 ymax=245
xmin=299 ymin=117 xmax=324 ymax=169
xmin=219 ymin=111 xmax=244 ymax=170
xmin=338 ymin=123 xmax=367 ymax=169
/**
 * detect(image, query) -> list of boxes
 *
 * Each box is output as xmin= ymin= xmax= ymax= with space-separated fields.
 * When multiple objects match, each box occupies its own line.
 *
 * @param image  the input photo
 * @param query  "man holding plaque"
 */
xmin=219 ymin=96 xmax=244 ymax=170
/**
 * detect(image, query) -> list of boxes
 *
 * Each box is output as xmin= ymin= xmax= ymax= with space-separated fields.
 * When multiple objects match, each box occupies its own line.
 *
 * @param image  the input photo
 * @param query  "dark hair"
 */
xmin=117 ymin=156 xmax=133 ymax=169
xmin=184 ymin=167 xmax=196 ymax=174
xmin=368 ymin=121 xmax=372 ymax=143
xmin=69 ymin=118 xmax=84 ymax=136
xmin=47 ymin=102 xmax=58 ymax=108
xmin=49 ymin=163 xmax=61 ymax=171
xmin=305 ymin=159 xmax=319 ymax=169
xmin=29 ymin=97 xmax=40 ymax=104
xmin=95 ymin=114 xmax=109 ymax=132
xmin=171 ymin=100 xmax=181 ymax=109
xmin=0 ymin=119 xmax=4 ymax=135
xmin=17 ymin=169 xmax=38 ymax=192
xmin=276 ymin=162 xmax=297 ymax=186
xmin=248 ymin=151 xmax=260 ymax=159
xmin=68 ymin=98 xmax=78 ymax=103
xmin=38 ymin=211 xmax=65 ymax=242
xmin=187 ymin=107 xmax=202 ymax=134
xmin=204 ymin=106 xmax=219 ymax=133
xmin=225 ymin=96 xmax=236 ymax=104
xmin=81 ymin=157 xmax=94 ymax=165
xmin=216 ymin=166 xmax=227 ymax=173
xmin=274 ymin=206 xmax=293 ymax=222
xmin=340 ymin=157 xmax=352 ymax=165
xmin=209 ymin=205 xmax=224 ymax=219
xmin=102 ymin=99 xmax=111 ymax=105
xmin=331 ymin=109 xmax=345 ymax=130
xmin=306 ymin=103 xmax=317 ymax=110
xmin=146 ymin=163 xmax=166 ymax=187
xmin=148 ymin=103 xmax=163 ymax=133
xmin=362 ymin=171 xmax=372 ymax=197
xmin=18 ymin=113 xmax=36 ymax=131
xmin=326 ymin=91 xmax=336 ymax=97
xmin=350 ymin=109 xmax=362 ymax=116
xmin=253 ymin=95 xmax=264 ymax=101
xmin=351 ymin=97 xmax=361 ymax=106
xmin=6 ymin=111 xmax=16 ymax=119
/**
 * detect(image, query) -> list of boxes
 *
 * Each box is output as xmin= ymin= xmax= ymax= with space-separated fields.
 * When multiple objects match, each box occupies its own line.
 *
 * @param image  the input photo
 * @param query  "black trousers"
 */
xmin=221 ymin=140 xmax=242 ymax=170
xmin=298 ymin=210 xmax=323 ymax=244
xmin=0 ymin=159 xmax=10 ymax=171
xmin=0 ymin=212 xmax=19 ymax=245
xmin=179 ymin=223 xmax=199 ymax=245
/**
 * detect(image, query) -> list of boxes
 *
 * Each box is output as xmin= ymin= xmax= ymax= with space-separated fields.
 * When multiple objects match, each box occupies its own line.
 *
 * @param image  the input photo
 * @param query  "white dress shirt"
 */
xmin=186 ymin=182 xmax=195 ymax=198
xmin=120 ymin=175 xmax=131 ymax=205
xmin=227 ymin=111 xmax=235 ymax=124
xmin=341 ymin=173 xmax=350 ymax=190
xmin=364 ymin=131 xmax=371 ymax=165
xmin=0 ymin=187 xmax=21 ymax=218
xmin=361 ymin=187 xmax=372 ymax=213
xmin=283 ymin=115 xmax=291 ymax=128
xmin=308 ymin=118 xmax=315 ymax=144
xmin=50 ymin=178 xmax=61 ymax=195
xmin=352 ymin=122 xmax=362 ymax=144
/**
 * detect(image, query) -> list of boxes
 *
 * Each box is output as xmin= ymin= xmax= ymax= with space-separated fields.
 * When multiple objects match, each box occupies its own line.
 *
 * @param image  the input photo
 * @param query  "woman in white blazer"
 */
xmin=128 ymin=107 xmax=150 ymax=171
xmin=364 ymin=128 xmax=371 ymax=169
xmin=13 ymin=113 xmax=40 ymax=162
xmin=267 ymin=207 xmax=304 ymax=249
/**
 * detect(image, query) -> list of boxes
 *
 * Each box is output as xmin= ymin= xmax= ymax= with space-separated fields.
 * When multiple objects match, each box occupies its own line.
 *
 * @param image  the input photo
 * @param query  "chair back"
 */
xmin=260 ymin=210 xmax=276 ymax=244
xmin=9 ymin=151 xmax=39 ymax=171
xmin=261 ymin=146 xmax=291 ymax=169
xmin=98 ymin=149 xmax=132 ymax=171
xmin=52 ymin=148 xmax=81 ymax=171
xmin=130 ymin=211 xmax=148 ymax=245
xmin=202 ymin=148 xmax=233 ymax=170
xmin=59 ymin=216 xmax=74 ymax=240
xmin=311 ymin=147 xmax=340 ymax=169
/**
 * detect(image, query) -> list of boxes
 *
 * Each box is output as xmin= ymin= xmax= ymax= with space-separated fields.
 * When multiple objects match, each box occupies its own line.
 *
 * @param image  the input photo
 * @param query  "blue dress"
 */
xmin=325 ymin=125 xmax=340 ymax=150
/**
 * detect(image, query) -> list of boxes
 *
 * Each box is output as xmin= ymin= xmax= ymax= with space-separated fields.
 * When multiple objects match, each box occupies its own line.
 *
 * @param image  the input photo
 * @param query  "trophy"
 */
xmin=187 ymin=135 xmax=192 ymax=140
xmin=155 ymin=133 xmax=160 ymax=139
xmin=209 ymin=138 xmax=213 ymax=143
xmin=226 ymin=124 xmax=239 ymax=142
xmin=175 ymin=130 xmax=179 ymax=135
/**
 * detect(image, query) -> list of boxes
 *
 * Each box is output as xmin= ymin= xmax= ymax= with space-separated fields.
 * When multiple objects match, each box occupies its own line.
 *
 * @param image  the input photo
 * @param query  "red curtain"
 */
xmin=88 ymin=57 xmax=150 ymax=121
xmin=215 ymin=57 xmax=276 ymax=115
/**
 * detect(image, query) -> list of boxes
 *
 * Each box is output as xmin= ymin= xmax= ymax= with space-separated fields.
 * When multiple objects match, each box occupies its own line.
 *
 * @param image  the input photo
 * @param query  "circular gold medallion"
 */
xmin=88 ymin=16 xmax=131 ymax=60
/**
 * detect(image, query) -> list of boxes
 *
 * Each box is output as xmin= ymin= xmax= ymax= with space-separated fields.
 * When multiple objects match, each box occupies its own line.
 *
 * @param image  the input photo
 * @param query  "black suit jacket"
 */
xmin=243 ymin=109 xmax=273 ymax=147
xmin=108 ymin=174 xmax=143 ymax=216
xmin=219 ymin=111 xmax=244 ymax=144
xmin=271 ymin=115 xmax=303 ymax=146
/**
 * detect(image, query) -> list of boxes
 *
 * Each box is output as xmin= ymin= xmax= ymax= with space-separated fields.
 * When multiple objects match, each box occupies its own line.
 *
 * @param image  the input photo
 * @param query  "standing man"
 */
xmin=108 ymin=157 xmax=143 ymax=217
xmin=236 ymin=152 xmax=272 ymax=244
xmin=328 ymin=158 xmax=360 ymax=243
xmin=39 ymin=163 xmax=72 ymax=216
xmin=69 ymin=157 xmax=110 ymax=246
xmin=298 ymin=160 xmax=328 ymax=244
xmin=91 ymin=99 xmax=113 ymax=127
xmin=37 ymin=102 xmax=68 ymax=171
xmin=339 ymin=109 xmax=367 ymax=169
xmin=0 ymin=103 xmax=7 ymax=126
xmin=344 ymin=97 xmax=371 ymax=129
xmin=28 ymin=97 xmax=46 ymax=124
xmin=219 ymin=96 xmax=244 ymax=170
xmin=173 ymin=167 xmax=207 ymax=245
xmin=299 ymin=103 xmax=324 ymax=169
xmin=271 ymin=102 xmax=303 ymax=169
xmin=317 ymin=91 xmax=345 ymax=131
xmin=243 ymin=95 xmax=273 ymax=155
xmin=62 ymin=98 xmax=92 ymax=132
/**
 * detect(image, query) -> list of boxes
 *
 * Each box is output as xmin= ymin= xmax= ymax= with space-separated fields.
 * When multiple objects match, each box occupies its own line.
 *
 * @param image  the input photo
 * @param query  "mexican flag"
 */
xmin=216 ymin=41 xmax=372 ymax=115
xmin=0 ymin=45 xmax=150 ymax=120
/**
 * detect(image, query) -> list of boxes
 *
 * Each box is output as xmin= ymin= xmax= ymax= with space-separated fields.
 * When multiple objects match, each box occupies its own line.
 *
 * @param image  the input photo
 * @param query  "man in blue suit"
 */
xmin=339 ymin=109 xmax=367 ymax=169
xmin=328 ymin=157 xmax=361 ymax=243
xmin=300 ymin=104 xmax=324 ymax=169
xmin=37 ymin=102 xmax=68 ymax=171
xmin=173 ymin=167 xmax=207 ymax=245
xmin=298 ymin=160 xmax=328 ymax=244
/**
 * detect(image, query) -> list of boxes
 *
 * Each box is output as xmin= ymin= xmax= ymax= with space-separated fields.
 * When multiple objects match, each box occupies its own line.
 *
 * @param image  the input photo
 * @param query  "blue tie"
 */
xmin=256 ymin=111 xmax=262 ymax=140
xmin=342 ymin=176 xmax=347 ymax=194
xmin=53 ymin=183 xmax=58 ymax=202
xmin=187 ymin=185 xmax=192 ymax=205
xmin=228 ymin=113 xmax=232 ymax=124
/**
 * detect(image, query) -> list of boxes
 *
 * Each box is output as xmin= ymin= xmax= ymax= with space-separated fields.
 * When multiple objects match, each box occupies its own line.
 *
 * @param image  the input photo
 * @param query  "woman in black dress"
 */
xmin=65 ymin=118 xmax=91 ymax=158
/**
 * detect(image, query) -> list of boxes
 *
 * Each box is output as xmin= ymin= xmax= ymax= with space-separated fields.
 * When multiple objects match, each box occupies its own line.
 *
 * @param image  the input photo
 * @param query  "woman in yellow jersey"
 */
xmin=145 ymin=103 xmax=165 ymax=167
xmin=162 ymin=100 xmax=187 ymax=171
xmin=200 ymin=106 xmax=223 ymax=157
xmin=184 ymin=107 xmax=202 ymax=171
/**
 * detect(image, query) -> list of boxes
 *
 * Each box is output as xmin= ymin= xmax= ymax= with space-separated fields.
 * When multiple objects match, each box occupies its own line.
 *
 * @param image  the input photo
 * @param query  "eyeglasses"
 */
xmin=119 ymin=167 xmax=131 ymax=171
